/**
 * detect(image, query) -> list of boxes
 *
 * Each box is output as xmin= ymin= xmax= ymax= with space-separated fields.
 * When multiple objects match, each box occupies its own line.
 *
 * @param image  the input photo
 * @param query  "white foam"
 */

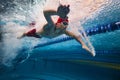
xmin=1 ymin=0 xmax=46 ymax=66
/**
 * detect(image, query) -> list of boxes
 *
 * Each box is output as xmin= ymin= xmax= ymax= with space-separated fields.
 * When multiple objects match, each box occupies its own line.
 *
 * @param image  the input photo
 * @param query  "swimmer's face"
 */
xmin=56 ymin=23 xmax=67 ymax=29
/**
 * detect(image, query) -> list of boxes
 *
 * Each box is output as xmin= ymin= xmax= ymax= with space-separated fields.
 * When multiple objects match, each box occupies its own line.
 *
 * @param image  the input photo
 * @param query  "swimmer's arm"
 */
xmin=65 ymin=30 xmax=95 ymax=56
xmin=43 ymin=10 xmax=58 ymax=24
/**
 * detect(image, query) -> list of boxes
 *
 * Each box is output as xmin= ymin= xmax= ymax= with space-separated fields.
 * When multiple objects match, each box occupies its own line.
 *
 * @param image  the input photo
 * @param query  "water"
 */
xmin=0 ymin=0 xmax=120 ymax=80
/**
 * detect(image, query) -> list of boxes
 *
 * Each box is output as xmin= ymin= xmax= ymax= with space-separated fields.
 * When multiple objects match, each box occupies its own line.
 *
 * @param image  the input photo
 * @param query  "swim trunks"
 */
xmin=26 ymin=28 xmax=40 ymax=38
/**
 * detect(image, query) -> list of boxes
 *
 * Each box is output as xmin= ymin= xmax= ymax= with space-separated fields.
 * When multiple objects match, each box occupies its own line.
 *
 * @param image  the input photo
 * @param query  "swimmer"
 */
xmin=18 ymin=4 xmax=95 ymax=56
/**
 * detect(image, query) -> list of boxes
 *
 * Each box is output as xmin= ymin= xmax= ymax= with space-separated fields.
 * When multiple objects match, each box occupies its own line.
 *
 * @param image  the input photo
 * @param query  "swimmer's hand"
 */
xmin=82 ymin=45 xmax=96 ymax=57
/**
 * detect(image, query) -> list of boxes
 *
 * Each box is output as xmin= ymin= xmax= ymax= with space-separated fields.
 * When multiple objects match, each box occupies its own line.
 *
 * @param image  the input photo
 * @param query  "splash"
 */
xmin=0 ymin=0 xmax=46 ymax=66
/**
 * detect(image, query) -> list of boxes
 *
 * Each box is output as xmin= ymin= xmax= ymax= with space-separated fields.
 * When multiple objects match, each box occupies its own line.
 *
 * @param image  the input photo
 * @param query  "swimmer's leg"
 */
xmin=65 ymin=30 xmax=95 ymax=56
xmin=17 ymin=28 xmax=41 ymax=39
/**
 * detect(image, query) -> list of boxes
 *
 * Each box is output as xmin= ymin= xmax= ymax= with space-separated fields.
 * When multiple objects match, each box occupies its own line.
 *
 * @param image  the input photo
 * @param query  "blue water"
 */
xmin=0 ymin=0 xmax=120 ymax=80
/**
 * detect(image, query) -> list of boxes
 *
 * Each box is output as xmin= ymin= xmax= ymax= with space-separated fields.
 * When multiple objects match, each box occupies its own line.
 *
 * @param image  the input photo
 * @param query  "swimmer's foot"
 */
xmin=17 ymin=33 xmax=26 ymax=39
xmin=82 ymin=45 xmax=95 ymax=56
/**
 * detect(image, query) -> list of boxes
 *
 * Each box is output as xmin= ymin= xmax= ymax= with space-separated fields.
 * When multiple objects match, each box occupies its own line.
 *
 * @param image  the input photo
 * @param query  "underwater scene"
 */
xmin=0 ymin=0 xmax=120 ymax=80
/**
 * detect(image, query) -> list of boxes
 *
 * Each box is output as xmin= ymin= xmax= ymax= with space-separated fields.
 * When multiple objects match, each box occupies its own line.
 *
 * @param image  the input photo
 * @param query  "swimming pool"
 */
xmin=0 ymin=0 xmax=120 ymax=80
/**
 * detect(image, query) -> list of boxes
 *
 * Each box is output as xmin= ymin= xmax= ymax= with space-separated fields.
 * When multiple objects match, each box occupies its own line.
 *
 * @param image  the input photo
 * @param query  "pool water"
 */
xmin=0 ymin=0 xmax=120 ymax=80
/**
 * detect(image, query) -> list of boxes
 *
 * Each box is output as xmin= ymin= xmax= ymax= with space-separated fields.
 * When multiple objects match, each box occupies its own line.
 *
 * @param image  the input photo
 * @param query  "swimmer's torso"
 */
xmin=39 ymin=24 xmax=66 ymax=38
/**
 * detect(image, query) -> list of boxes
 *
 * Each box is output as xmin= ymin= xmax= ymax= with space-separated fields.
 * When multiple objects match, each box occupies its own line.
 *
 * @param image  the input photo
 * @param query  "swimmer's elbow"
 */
xmin=43 ymin=10 xmax=57 ymax=15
